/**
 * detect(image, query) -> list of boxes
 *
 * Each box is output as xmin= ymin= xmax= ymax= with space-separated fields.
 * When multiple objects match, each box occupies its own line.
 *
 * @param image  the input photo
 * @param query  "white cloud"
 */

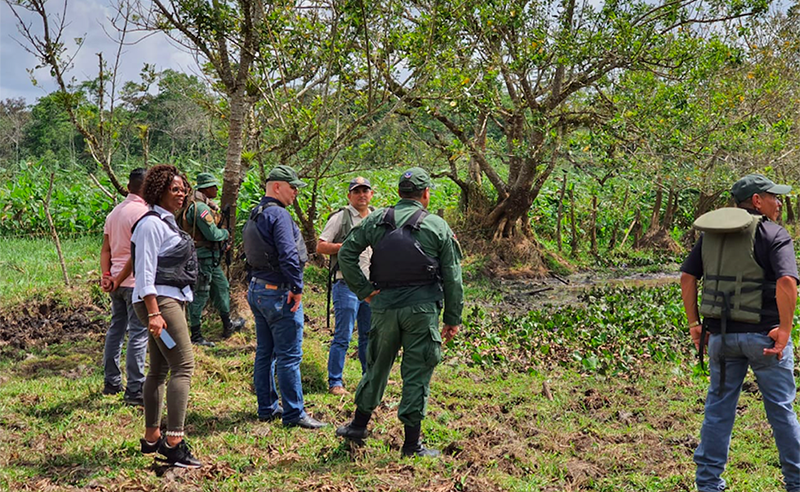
xmin=0 ymin=0 xmax=199 ymax=105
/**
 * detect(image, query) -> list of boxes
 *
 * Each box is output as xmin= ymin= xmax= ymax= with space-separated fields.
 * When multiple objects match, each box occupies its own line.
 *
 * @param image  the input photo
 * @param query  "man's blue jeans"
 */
xmin=247 ymin=281 xmax=307 ymax=424
xmin=327 ymin=280 xmax=371 ymax=389
xmin=103 ymin=287 xmax=148 ymax=395
xmin=695 ymin=332 xmax=800 ymax=492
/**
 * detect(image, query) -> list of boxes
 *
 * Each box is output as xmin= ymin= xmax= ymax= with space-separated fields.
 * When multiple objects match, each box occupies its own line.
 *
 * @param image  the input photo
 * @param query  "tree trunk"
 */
xmin=608 ymin=185 xmax=630 ymax=251
xmin=569 ymin=186 xmax=579 ymax=256
xmin=786 ymin=195 xmax=794 ymax=223
xmin=556 ymin=171 xmax=567 ymax=251
xmin=662 ymin=185 xmax=677 ymax=230
xmin=649 ymin=178 xmax=663 ymax=233
xmin=590 ymin=194 xmax=598 ymax=256
xmin=294 ymin=179 xmax=319 ymax=259
xmin=633 ymin=209 xmax=643 ymax=248
xmin=44 ymin=172 xmax=69 ymax=287
xmin=219 ymin=86 xmax=250 ymax=239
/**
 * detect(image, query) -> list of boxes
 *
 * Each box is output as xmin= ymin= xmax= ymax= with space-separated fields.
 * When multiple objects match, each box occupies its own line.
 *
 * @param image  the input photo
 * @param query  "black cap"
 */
xmin=731 ymin=174 xmax=791 ymax=203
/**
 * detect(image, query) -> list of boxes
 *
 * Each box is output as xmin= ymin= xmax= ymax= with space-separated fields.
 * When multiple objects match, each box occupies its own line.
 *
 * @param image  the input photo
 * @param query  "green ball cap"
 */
xmin=731 ymin=174 xmax=791 ymax=203
xmin=195 ymin=172 xmax=220 ymax=190
xmin=398 ymin=167 xmax=433 ymax=192
xmin=267 ymin=165 xmax=307 ymax=188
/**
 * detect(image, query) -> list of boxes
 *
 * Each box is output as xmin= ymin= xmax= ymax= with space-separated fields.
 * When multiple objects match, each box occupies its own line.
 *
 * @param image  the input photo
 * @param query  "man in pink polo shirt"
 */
xmin=100 ymin=168 xmax=150 ymax=405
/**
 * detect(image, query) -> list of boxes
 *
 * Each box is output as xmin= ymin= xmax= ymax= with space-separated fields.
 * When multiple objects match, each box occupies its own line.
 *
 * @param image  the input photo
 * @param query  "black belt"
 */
xmin=250 ymin=277 xmax=290 ymax=290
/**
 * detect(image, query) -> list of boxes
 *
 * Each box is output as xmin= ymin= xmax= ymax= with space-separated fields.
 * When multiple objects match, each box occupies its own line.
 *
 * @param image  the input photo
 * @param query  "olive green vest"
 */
xmin=329 ymin=205 xmax=374 ymax=274
xmin=179 ymin=190 xmax=219 ymax=250
xmin=695 ymin=208 xmax=770 ymax=324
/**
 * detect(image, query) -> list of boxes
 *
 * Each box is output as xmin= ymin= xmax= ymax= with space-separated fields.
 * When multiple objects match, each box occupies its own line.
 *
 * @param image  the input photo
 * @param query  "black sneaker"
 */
xmin=157 ymin=439 xmax=202 ymax=468
xmin=402 ymin=442 xmax=441 ymax=458
xmin=222 ymin=318 xmax=246 ymax=338
xmin=140 ymin=435 xmax=166 ymax=454
xmin=191 ymin=336 xmax=215 ymax=348
xmin=123 ymin=391 xmax=144 ymax=407
xmin=103 ymin=383 xmax=122 ymax=395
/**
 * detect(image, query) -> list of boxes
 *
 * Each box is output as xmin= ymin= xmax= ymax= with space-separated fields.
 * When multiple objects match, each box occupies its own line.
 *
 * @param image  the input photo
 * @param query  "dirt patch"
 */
xmin=0 ymin=300 xmax=105 ymax=355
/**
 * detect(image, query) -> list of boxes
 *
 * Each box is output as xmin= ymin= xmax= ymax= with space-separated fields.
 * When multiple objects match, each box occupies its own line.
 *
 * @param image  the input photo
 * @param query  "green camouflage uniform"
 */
xmin=338 ymin=197 xmax=463 ymax=426
xmin=181 ymin=189 xmax=230 ymax=328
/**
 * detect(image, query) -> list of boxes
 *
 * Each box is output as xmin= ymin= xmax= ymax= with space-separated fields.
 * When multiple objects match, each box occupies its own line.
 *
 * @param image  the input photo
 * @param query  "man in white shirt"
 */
xmin=317 ymin=177 xmax=374 ymax=395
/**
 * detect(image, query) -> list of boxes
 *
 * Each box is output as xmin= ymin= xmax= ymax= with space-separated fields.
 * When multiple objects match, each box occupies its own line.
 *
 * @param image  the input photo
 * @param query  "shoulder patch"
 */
xmin=200 ymin=209 xmax=210 ymax=219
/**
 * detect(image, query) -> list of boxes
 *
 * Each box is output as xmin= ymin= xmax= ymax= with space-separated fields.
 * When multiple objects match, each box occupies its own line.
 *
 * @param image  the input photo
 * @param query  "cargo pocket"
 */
xmin=424 ymin=315 xmax=442 ymax=369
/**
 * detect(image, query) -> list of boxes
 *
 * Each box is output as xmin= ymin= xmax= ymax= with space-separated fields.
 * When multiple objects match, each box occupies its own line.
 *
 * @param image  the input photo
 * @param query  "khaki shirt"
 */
xmin=319 ymin=204 xmax=371 ymax=280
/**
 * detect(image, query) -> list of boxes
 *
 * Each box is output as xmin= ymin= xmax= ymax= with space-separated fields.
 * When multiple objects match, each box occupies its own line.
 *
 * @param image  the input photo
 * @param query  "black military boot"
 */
xmin=221 ymin=313 xmax=245 ymax=339
xmin=401 ymin=424 xmax=440 ymax=458
xmin=190 ymin=324 xmax=215 ymax=347
xmin=335 ymin=409 xmax=371 ymax=443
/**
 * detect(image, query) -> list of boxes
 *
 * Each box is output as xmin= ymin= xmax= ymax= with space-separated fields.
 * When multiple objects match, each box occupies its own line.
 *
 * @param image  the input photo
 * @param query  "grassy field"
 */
xmin=0 ymin=237 xmax=797 ymax=491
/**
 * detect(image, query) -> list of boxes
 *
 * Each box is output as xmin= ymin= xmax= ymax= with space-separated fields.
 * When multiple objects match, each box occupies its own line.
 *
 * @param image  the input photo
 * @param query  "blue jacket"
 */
xmin=250 ymin=197 xmax=304 ymax=294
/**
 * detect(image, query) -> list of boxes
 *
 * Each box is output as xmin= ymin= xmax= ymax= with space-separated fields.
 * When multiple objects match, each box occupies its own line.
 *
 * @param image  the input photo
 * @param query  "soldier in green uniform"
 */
xmin=180 ymin=172 xmax=244 ymax=347
xmin=335 ymin=167 xmax=463 ymax=458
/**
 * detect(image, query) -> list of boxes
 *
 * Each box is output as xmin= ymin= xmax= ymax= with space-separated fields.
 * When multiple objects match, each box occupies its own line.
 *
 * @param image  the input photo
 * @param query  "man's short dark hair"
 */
xmin=128 ymin=168 xmax=147 ymax=193
xmin=399 ymin=188 xmax=425 ymax=200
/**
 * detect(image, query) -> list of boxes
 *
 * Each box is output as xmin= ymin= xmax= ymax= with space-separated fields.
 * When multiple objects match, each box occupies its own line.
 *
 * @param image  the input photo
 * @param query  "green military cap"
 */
xmin=196 ymin=172 xmax=220 ymax=190
xmin=267 ymin=165 xmax=307 ymax=188
xmin=398 ymin=167 xmax=432 ymax=192
xmin=731 ymin=174 xmax=791 ymax=203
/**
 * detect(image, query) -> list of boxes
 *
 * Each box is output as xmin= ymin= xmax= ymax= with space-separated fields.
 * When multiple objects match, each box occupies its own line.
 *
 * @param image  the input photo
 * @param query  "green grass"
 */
xmin=0 ymin=236 xmax=798 ymax=491
xmin=0 ymin=235 xmax=102 ymax=305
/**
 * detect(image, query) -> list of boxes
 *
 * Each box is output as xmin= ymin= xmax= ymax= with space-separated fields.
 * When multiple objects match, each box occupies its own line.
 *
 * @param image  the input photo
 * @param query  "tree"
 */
xmin=5 ymin=0 xmax=140 ymax=194
xmin=0 ymin=98 xmax=30 ymax=164
xmin=379 ymin=0 xmax=771 ymax=248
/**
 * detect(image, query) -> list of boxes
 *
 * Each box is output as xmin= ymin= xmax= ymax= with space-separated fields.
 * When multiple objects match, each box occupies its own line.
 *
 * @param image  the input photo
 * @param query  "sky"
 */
xmin=0 ymin=0 xmax=198 ymax=105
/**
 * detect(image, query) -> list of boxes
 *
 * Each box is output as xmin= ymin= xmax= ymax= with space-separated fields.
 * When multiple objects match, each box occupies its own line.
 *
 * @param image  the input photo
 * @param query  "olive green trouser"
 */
xmin=187 ymin=253 xmax=230 ymax=327
xmin=134 ymin=297 xmax=195 ymax=433
xmin=354 ymin=302 xmax=442 ymax=426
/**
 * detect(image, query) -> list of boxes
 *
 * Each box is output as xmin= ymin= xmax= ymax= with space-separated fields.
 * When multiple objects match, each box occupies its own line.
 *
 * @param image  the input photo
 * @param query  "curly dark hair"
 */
xmin=142 ymin=164 xmax=190 ymax=206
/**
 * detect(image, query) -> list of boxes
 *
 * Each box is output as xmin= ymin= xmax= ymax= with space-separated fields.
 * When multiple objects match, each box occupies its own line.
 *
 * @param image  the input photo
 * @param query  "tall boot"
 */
xmin=335 ymin=408 xmax=371 ymax=442
xmin=402 ymin=423 xmax=440 ymax=458
xmin=221 ymin=312 xmax=245 ymax=339
xmin=190 ymin=324 xmax=215 ymax=347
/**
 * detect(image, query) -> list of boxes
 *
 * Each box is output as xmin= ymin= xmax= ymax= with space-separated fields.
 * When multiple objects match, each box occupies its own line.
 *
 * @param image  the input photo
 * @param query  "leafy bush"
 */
xmin=455 ymin=284 xmax=691 ymax=377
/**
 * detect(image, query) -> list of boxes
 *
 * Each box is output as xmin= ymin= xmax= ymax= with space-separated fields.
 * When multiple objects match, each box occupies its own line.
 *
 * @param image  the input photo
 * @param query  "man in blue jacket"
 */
xmin=243 ymin=165 xmax=327 ymax=429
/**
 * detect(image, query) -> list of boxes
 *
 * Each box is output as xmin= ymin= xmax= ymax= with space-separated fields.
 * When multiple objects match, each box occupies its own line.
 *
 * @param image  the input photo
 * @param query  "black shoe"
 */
xmin=123 ymin=391 xmax=144 ymax=407
xmin=140 ymin=435 xmax=166 ymax=454
xmin=401 ymin=442 xmax=441 ymax=458
xmin=258 ymin=406 xmax=284 ymax=422
xmin=191 ymin=336 xmax=215 ymax=347
xmin=222 ymin=317 xmax=246 ymax=338
xmin=157 ymin=439 xmax=202 ymax=468
xmin=103 ymin=383 xmax=122 ymax=395
xmin=336 ymin=422 xmax=369 ymax=441
xmin=284 ymin=415 xmax=328 ymax=429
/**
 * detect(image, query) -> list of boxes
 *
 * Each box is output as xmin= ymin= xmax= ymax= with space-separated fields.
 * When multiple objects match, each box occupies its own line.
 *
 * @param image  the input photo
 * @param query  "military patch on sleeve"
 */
xmin=200 ymin=209 xmax=210 ymax=219
xmin=200 ymin=209 xmax=214 ymax=224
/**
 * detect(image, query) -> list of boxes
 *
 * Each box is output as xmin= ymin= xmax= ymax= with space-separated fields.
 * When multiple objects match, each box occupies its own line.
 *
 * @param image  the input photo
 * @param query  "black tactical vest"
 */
xmin=242 ymin=202 xmax=308 ymax=272
xmin=369 ymin=207 xmax=441 ymax=289
xmin=130 ymin=210 xmax=198 ymax=289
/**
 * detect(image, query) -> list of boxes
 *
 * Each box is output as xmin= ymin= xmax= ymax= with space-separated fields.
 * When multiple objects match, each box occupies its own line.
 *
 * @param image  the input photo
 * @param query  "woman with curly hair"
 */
xmin=131 ymin=164 xmax=202 ymax=468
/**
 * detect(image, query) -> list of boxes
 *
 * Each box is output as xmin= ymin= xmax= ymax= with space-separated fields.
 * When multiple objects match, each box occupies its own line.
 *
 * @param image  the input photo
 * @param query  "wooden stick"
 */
xmin=89 ymin=172 xmax=117 ymax=201
xmin=44 ymin=171 xmax=70 ymax=287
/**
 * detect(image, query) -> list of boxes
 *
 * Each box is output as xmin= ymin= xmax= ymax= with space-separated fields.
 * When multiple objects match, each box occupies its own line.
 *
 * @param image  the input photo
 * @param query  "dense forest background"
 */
xmin=4 ymin=0 xmax=800 ymax=270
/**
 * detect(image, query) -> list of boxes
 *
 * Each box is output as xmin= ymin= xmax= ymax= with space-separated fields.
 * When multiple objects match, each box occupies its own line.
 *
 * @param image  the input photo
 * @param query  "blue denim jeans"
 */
xmin=247 ymin=281 xmax=307 ymax=424
xmin=103 ymin=287 xmax=148 ymax=394
xmin=695 ymin=332 xmax=800 ymax=492
xmin=327 ymin=280 xmax=371 ymax=388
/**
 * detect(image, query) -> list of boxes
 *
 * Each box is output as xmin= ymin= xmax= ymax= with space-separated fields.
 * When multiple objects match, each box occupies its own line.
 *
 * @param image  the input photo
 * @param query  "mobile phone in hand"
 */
xmin=160 ymin=329 xmax=176 ymax=349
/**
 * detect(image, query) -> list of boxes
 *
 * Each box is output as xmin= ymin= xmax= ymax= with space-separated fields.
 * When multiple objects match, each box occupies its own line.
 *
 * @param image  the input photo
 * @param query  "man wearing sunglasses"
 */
xmin=243 ymin=165 xmax=327 ymax=429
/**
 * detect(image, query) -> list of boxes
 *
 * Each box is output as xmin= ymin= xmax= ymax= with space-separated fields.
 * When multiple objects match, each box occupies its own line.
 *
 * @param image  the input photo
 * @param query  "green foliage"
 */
xmin=0 ymin=161 xmax=114 ymax=236
xmin=457 ymin=285 xmax=690 ymax=376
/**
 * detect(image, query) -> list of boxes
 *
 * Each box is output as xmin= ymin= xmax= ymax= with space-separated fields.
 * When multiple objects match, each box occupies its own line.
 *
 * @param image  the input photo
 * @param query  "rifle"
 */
xmin=215 ymin=204 xmax=233 ymax=269
xmin=326 ymin=258 xmax=336 ymax=332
